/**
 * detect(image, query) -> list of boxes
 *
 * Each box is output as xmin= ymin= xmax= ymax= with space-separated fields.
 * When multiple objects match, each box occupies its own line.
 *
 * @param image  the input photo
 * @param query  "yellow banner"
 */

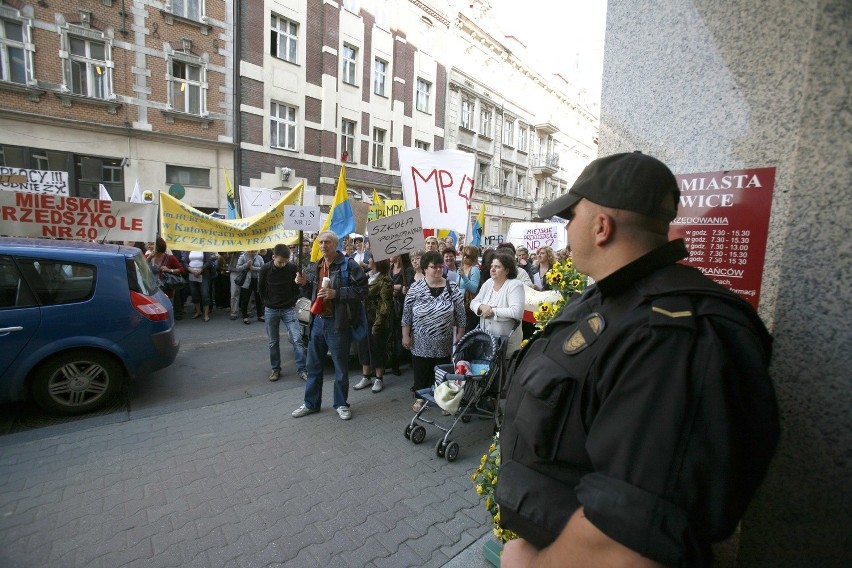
xmin=368 ymin=199 xmax=406 ymax=221
xmin=160 ymin=183 xmax=304 ymax=251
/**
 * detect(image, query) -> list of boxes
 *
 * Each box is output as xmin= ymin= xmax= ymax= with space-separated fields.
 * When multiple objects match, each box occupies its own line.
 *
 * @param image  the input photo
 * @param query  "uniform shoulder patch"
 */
xmin=562 ymin=312 xmax=606 ymax=354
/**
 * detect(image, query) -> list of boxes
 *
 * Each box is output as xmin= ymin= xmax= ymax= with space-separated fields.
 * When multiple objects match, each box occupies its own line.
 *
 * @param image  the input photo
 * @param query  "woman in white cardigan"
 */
xmin=469 ymin=252 xmax=526 ymax=356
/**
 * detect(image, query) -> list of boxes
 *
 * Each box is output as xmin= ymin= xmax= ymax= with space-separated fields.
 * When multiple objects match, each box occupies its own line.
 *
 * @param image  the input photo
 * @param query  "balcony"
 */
xmin=534 ymin=121 xmax=559 ymax=135
xmin=531 ymin=153 xmax=559 ymax=177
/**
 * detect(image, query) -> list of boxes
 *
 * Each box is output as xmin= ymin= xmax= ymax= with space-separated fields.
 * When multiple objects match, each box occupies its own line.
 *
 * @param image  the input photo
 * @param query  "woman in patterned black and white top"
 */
xmin=401 ymin=251 xmax=466 ymax=411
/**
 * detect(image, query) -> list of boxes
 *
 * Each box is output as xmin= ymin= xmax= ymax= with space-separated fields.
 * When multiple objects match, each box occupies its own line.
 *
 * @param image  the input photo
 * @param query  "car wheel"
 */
xmin=30 ymin=350 xmax=123 ymax=415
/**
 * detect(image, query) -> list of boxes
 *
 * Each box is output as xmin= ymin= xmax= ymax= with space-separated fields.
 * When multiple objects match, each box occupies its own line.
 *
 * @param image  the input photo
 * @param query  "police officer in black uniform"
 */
xmin=497 ymin=152 xmax=779 ymax=567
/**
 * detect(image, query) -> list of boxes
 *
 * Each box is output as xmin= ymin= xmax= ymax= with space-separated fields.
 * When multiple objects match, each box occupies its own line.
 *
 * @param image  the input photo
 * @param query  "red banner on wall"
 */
xmin=669 ymin=167 xmax=775 ymax=310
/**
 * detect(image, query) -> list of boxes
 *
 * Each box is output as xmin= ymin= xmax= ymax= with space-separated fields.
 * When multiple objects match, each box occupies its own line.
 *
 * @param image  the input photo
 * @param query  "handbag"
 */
xmin=434 ymin=381 xmax=465 ymax=414
xmin=160 ymin=271 xmax=185 ymax=290
xmin=234 ymin=270 xmax=248 ymax=286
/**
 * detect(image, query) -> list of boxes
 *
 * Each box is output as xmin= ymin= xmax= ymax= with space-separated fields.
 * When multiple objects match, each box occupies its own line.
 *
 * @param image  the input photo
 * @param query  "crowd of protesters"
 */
xmin=148 ymin=232 xmax=570 ymax=420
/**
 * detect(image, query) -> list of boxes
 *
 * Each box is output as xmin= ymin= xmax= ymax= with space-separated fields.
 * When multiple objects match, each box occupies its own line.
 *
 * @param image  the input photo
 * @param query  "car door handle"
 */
xmin=0 ymin=326 xmax=24 ymax=333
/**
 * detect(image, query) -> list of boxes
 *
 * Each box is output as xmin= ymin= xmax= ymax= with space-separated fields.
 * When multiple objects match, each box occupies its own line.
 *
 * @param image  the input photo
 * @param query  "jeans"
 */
xmin=304 ymin=316 xmax=350 ymax=410
xmin=266 ymin=306 xmax=306 ymax=373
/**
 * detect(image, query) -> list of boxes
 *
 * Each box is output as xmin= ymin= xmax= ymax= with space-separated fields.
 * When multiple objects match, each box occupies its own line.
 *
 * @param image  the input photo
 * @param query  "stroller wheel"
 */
xmin=404 ymin=425 xmax=413 ymax=440
xmin=461 ymin=415 xmax=472 ymax=423
xmin=411 ymin=425 xmax=427 ymax=444
xmin=445 ymin=441 xmax=460 ymax=462
xmin=434 ymin=438 xmax=446 ymax=458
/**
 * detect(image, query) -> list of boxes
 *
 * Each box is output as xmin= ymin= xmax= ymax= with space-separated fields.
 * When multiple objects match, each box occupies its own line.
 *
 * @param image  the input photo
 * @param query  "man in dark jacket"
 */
xmin=259 ymin=244 xmax=306 ymax=382
xmin=292 ymin=231 xmax=367 ymax=421
xmin=498 ymin=152 xmax=779 ymax=567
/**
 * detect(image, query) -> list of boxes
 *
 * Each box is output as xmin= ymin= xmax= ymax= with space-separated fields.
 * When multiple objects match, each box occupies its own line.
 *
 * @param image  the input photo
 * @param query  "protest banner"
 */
xmin=0 ymin=167 xmax=69 ymax=196
xmin=0 ymin=190 xmax=158 ymax=241
xmin=239 ymin=186 xmax=303 ymax=217
xmin=367 ymin=209 xmax=425 ymax=262
xmin=160 ymin=183 xmax=303 ymax=251
xmin=397 ymin=148 xmax=475 ymax=233
xmin=368 ymin=199 xmax=406 ymax=221
xmin=506 ymin=222 xmax=567 ymax=252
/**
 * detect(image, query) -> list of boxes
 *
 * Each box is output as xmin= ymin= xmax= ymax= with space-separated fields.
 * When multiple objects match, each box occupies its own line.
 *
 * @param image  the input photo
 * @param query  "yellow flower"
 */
xmin=539 ymin=302 xmax=551 ymax=314
xmin=520 ymin=339 xmax=529 ymax=348
xmin=476 ymin=485 xmax=484 ymax=496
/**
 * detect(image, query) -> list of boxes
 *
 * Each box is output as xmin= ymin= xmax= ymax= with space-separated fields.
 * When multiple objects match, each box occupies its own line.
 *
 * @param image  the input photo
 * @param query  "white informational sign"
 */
xmin=0 ymin=168 xmax=70 ymax=196
xmin=0 ymin=190 xmax=159 ymax=241
xmin=397 ymin=148 xmax=475 ymax=233
xmin=239 ymin=186 xmax=303 ymax=217
xmin=283 ymin=206 xmax=321 ymax=230
xmin=366 ymin=209 xmax=425 ymax=262
xmin=507 ymin=222 xmax=567 ymax=252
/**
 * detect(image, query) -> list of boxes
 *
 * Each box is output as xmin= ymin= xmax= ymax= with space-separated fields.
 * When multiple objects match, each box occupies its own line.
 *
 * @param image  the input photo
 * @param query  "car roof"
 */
xmin=0 ymin=237 xmax=138 ymax=257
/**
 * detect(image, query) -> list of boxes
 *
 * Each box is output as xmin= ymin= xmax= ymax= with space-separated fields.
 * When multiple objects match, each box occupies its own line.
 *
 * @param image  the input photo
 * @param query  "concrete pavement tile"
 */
xmin=344 ymin=535 xmax=394 ymax=567
xmin=406 ymin=524 xmax=459 ymax=563
xmin=435 ymin=504 xmax=487 ymax=541
xmin=373 ymin=519 xmax=427 ymax=555
xmin=168 ymin=500 xmax=213 ymax=533
xmin=204 ymin=532 xmax=252 ymax=567
xmin=438 ymin=527 xmax=482 ymax=559
xmin=372 ymin=542 xmax=426 ymax=568
xmin=96 ymin=534 xmax=154 ymax=566
xmin=299 ymin=529 xmax=358 ymax=565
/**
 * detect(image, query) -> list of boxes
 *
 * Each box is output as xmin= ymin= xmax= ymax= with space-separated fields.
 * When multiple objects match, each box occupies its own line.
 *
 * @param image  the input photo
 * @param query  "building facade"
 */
xmin=237 ymin=0 xmax=450 ymax=208
xmin=0 ymin=0 xmax=235 ymax=210
xmin=237 ymin=0 xmax=598 ymax=238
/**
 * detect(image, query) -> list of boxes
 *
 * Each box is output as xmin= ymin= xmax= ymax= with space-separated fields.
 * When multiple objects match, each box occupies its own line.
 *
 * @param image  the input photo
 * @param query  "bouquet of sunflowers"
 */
xmin=533 ymin=257 xmax=587 ymax=329
xmin=472 ymin=433 xmax=518 ymax=543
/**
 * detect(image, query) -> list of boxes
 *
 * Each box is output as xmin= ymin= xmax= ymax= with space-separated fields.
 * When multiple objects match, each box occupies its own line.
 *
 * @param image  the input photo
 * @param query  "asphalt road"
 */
xmin=0 ymin=305 xmax=315 ymax=438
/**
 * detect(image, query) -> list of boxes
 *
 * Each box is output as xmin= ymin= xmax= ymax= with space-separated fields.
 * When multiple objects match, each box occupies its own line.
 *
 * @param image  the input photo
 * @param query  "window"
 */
xmin=478 ymin=161 xmax=490 ymax=188
xmin=342 ymin=44 xmax=357 ymax=85
xmin=171 ymin=0 xmax=203 ymax=21
xmin=270 ymin=15 xmax=298 ymax=63
xmin=0 ymin=16 xmax=29 ymax=84
xmin=479 ymin=107 xmax=492 ymax=137
xmin=415 ymin=140 xmax=430 ymax=151
xmin=516 ymin=172 xmax=526 ymax=197
xmin=502 ymin=169 xmax=512 ymax=193
xmin=503 ymin=118 xmax=514 ymax=146
xmin=341 ymin=119 xmax=356 ymax=161
xmin=375 ymin=0 xmax=390 ymax=29
xmin=270 ymin=102 xmax=297 ymax=150
xmin=461 ymin=98 xmax=473 ymax=130
xmin=343 ymin=0 xmax=360 ymax=13
xmin=66 ymin=35 xmax=109 ymax=99
xmin=169 ymin=58 xmax=204 ymax=114
xmin=518 ymin=125 xmax=528 ymax=152
xmin=166 ymin=165 xmax=209 ymax=187
xmin=373 ymin=58 xmax=387 ymax=96
xmin=372 ymin=128 xmax=385 ymax=168
xmin=416 ymin=78 xmax=431 ymax=113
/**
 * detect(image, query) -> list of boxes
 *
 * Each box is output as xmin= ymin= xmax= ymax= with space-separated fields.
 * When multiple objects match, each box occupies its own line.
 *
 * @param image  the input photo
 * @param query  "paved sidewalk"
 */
xmin=0 ymin=372 xmax=499 ymax=567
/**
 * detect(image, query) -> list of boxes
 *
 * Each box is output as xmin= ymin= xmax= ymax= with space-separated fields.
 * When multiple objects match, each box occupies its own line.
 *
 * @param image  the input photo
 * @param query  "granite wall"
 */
xmin=598 ymin=1 xmax=851 ymax=565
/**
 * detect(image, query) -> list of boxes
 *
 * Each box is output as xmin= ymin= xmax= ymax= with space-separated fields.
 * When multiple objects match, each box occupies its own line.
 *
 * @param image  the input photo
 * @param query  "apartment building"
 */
xmin=0 ymin=0 xmax=235 ymax=210
xmin=238 ymin=0 xmax=597 ymax=236
xmin=237 ymin=0 xmax=449 ymax=206
xmin=445 ymin=10 xmax=599 ymax=240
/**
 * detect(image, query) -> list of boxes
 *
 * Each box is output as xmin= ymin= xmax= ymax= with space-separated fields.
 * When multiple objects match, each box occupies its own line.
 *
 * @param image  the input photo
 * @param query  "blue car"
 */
xmin=0 ymin=238 xmax=179 ymax=415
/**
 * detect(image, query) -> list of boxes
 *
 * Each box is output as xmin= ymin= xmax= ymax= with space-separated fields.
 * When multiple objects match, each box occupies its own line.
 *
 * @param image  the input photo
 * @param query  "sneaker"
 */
xmin=336 ymin=406 xmax=352 ymax=420
xmin=268 ymin=369 xmax=281 ymax=382
xmin=298 ymin=371 xmax=308 ymax=381
xmin=371 ymin=378 xmax=384 ymax=393
xmin=292 ymin=404 xmax=318 ymax=418
xmin=353 ymin=376 xmax=373 ymax=390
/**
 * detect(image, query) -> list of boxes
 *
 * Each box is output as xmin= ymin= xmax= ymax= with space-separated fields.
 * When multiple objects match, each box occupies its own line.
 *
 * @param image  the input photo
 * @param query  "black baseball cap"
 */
xmin=538 ymin=151 xmax=679 ymax=221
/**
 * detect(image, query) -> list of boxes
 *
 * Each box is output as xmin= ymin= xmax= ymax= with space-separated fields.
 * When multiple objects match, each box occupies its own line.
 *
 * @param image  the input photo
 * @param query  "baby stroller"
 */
xmin=403 ymin=329 xmax=508 ymax=462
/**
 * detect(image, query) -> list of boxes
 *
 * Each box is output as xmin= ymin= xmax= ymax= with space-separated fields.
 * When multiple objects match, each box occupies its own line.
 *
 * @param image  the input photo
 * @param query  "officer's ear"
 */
xmin=593 ymin=212 xmax=616 ymax=246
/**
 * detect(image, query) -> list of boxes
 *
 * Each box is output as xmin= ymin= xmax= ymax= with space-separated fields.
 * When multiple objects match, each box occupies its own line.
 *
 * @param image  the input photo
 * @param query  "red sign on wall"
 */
xmin=669 ymin=167 xmax=775 ymax=310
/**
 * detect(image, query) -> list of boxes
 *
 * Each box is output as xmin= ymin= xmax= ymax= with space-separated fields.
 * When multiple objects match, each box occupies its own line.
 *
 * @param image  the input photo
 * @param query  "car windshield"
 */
xmin=128 ymin=252 xmax=158 ymax=295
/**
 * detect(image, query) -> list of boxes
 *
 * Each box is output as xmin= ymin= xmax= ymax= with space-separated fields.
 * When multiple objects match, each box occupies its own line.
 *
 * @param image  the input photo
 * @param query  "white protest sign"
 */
xmin=507 ymin=222 xmax=567 ymax=252
xmin=0 ymin=167 xmax=69 ymax=196
xmin=283 ymin=206 xmax=321 ymax=230
xmin=397 ymin=148 xmax=475 ymax=232
xmin=0 ymin=190 xmax=158 ymax=241
xmin=367 ymin=209 xmax=425 ymax=262
xmin=239 ymin=186 xmax=301 ymax=217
